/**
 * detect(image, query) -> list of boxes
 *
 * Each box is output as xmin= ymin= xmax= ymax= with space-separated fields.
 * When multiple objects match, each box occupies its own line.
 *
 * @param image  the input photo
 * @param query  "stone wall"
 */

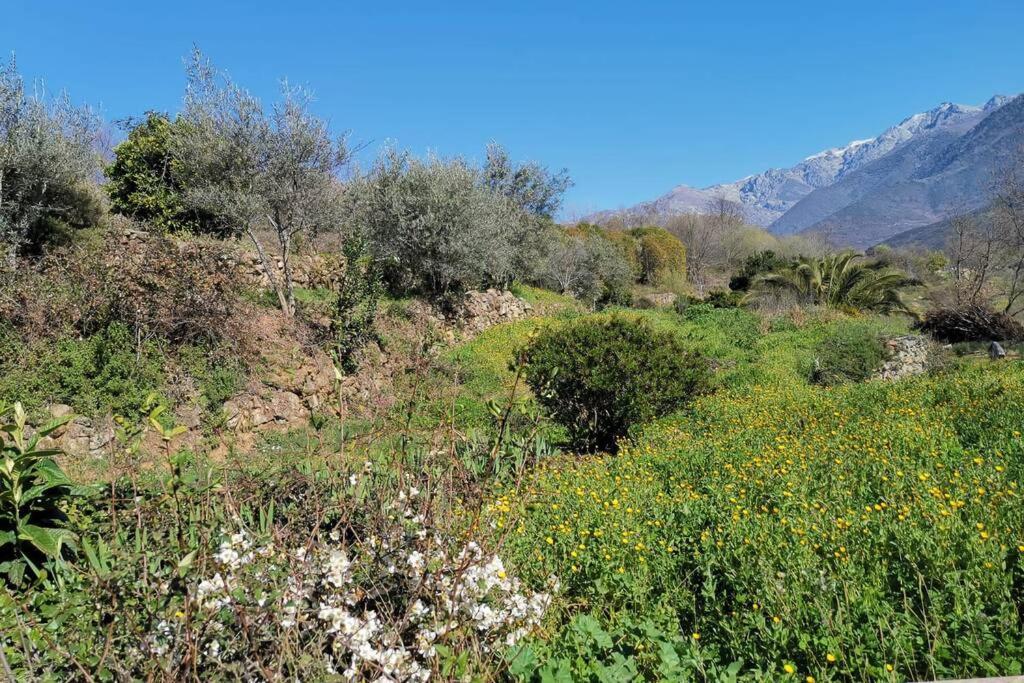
xmin=43 ymin=288 xmax=534 ymax=457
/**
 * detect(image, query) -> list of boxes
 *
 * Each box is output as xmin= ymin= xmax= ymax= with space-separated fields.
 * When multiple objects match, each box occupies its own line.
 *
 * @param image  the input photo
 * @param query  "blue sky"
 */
xmin=4 ymin=0 xmax=1023 ymax=217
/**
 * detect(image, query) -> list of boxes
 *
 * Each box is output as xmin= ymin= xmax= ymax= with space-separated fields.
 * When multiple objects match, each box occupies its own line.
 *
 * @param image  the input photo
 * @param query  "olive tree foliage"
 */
xmin=481 ymin=143 xmax=573 ymax=282
xmin=344 ymin=145 xmax=571 ymax=303
xmin=0 ymin=56 xmax=103 ymax=262
xmin=481 ymin=142 xmax=571 ymax=219
xmin=171 ymin=50 xmax=349 ymax=316
xmin=343 ymin=148 xmax=520 ymax=302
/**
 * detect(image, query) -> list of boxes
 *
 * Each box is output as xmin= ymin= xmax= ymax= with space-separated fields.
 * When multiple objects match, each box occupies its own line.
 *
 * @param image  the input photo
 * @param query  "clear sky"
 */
xmin=4 ymin=0 xmax=1023 ymax=217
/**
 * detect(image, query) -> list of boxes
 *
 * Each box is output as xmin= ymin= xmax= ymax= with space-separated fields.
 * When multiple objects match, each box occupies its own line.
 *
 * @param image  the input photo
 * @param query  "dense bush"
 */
xmin=344 ymin=149 xmax=521 ymax=301
xmin=626 ymin=227 xmax=687 ymax=285
xmin=808 ymin=324 xmax=887 ymax=385
xmin=105 ymin=112 xmax=219 ymax=235
xmin=703 ymin=289 xmax=744 ymax=309
xmin=524 ymin=315 xmax=709 ymax=452
xmin=728 ymin=249 xmax=791 ymax=291
xmin=536 ymin=228 xmax=634 ymax=306
xmin=346 ymin=145 xmax=571 ymax=303
xmin=917 ymin=304 xmax=1024 ymax=343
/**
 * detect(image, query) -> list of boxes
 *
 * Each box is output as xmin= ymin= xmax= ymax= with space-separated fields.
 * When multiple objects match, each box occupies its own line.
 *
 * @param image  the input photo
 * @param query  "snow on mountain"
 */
xmin=584 ymin=97 xmax=1012 ymax=230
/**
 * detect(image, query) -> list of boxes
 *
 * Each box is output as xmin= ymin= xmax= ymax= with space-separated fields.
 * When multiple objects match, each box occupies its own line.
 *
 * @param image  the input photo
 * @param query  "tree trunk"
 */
xmin=245 ymin=225 xmax=292 ymax=316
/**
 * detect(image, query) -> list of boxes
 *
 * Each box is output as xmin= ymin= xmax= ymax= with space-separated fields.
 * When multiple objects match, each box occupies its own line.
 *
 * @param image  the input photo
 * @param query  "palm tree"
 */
xmin=747 ymin=251 xmax=912 ymax=314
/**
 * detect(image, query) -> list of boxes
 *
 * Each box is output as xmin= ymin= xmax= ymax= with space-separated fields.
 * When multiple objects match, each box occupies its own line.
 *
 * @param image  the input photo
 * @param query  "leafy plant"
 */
xmin=626 ymin=226 xmax=687 ymax=286
xmin=808 ymin=324 xmax=887 ymax=385
xmin=524 ymin=314 xmax=709 ymax=452
xmin=333 ymin=234 xmax=383 ymax=373
xmin=748 ymin=251 xmax=912 ymax=314
xmin=0 ymin=402 xmax=76 ymax=585
xmin=105 ymin=111 xmax=219 ymax=234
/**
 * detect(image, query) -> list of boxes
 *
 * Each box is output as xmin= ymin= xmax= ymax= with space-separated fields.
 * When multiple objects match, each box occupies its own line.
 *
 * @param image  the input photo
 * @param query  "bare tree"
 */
xmin=991 ymin=149 xmax=1024 ymax=315
xmin=663 ymin=197 xmax=744 ymax=293
xmin=948 ymin=209 xmax=997 ymax=307
xmin=172 ymin=50 xmax=349 ymax=316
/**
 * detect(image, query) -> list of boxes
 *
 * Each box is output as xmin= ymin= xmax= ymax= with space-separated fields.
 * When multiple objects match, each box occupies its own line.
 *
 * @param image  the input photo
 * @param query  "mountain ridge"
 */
xmin=584 ymin=94 xmax=1021 ymax=247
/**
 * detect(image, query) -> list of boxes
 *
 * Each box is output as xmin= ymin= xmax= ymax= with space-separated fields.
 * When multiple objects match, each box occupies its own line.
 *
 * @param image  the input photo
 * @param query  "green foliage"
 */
xmin=0 ymin=402 xmax=76 ymax=585
xmin=748 ymin=251 xmax=913 ymax=314
xmin=333 ymin=234 xmax=383 ymax=373
xmin=1 ymin=56 xmax=103 ymax=256
xmin=729 ymin=250 xmax=790 ymax=291
xmin=175 ymin=344 xmax=245 ymax=415
xmin=524 ymin=314 xmax=709 ymax=452
xmin=808 ymin=324 xmax=887 ymax=385
xmin=626 ymin=227 xmax=687 ymax=285
xmin=538 ymin=228 xmax=634 ymax=307
xmin=703 ymin=289 xmax=744 ymax=309
xmin=0 ymin=323 xmax=167 ymax=420
xmin=105 ymin=112 xmax=218 ymax=234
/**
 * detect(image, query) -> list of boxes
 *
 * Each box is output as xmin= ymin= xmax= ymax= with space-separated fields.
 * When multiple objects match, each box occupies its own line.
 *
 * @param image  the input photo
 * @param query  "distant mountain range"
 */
xmin=585 ymin=94 xmax=1024 ymax=248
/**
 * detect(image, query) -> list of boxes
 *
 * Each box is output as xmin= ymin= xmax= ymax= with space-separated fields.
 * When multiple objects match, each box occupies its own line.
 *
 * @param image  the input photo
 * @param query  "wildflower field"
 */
xmin=491 ymin=360 xmax=1024 ymax=681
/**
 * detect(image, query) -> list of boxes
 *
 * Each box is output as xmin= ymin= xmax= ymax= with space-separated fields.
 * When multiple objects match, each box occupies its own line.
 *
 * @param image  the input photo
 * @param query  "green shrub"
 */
xmin=333 ymin=234 xmax=383 ymax=373
xmin=105 ymin=112 xmax=220 ymax=234
xmin=703 ymin=289 xmax=743 ymax=309
xmin=625 ymin=227 xmax=686 ymax=286
xmin=0 ymin=402 xmax=76 ymax=585
xmin=809 ymin=324 xmax=886 ymax=385
xmin=524 ymin=314 xmax=709 ymax=452
xmin=728 ymin=249 xmax=790 ymax=291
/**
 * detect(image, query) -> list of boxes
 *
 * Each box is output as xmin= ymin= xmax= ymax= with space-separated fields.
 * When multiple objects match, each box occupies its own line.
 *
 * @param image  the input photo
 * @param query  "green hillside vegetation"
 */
xmin=3 ymin=52 xmax=1024 ymax=682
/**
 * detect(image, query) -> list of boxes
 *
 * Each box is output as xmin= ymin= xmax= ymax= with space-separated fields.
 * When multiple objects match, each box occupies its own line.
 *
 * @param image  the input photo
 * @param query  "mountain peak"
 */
xmin=984 ymin=94 xmax=1011 ymax=111
xmin=583 ymin=93 xmax=1018 ymax=231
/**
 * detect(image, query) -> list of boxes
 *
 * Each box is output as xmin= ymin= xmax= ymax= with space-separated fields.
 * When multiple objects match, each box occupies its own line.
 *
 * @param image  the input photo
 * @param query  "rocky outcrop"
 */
xmin=876 ymin=336 xmax=932 ymax=381
xmin=637 ymin=292 xmax=678 ymax=309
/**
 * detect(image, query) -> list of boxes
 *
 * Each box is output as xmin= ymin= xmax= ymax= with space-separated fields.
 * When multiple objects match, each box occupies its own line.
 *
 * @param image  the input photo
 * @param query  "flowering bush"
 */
xmin=1 ymin=471 xmax=554 ymax=681
xmin=173 ymin=512 xmax=554 ymax=680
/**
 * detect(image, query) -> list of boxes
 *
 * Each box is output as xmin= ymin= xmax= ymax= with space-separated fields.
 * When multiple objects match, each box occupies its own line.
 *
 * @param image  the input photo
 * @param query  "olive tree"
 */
xmin=482 ymin=143 xmax=572 ymax=281
xmin=344 ymin=148 xmax=521 ymax=301
xmin=0 ymin=57 xmax=102 ymax=261
xmin=171 ymin=51 xmax=348 ymax=316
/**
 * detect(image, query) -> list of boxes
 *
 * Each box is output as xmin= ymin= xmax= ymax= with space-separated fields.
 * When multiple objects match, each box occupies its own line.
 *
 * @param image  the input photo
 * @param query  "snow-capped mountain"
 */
xmin=585 ymin=96 xmax=1016 ymax=243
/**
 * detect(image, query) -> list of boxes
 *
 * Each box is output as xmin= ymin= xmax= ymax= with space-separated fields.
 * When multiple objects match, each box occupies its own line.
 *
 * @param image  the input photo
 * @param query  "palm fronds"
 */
xmin=747 ymin=251 xmax=913 ymax=314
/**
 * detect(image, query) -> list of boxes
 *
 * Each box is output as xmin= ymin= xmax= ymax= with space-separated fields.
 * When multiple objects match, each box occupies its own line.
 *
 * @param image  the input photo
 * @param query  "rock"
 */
xmin=223 ymin=390 xmax=308 ymax=432
xmin=458 ymin=289 xmax=533 ymax=334
xmin=875 ymin=336 xmax=932 ymax=381
xmin=49 ymin=403 xmax=74 ymax=419
xmin=989 ymin=341 xmax=1007 ymax=360
xmin=88 ymin=421 xmax=115 ymax=455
